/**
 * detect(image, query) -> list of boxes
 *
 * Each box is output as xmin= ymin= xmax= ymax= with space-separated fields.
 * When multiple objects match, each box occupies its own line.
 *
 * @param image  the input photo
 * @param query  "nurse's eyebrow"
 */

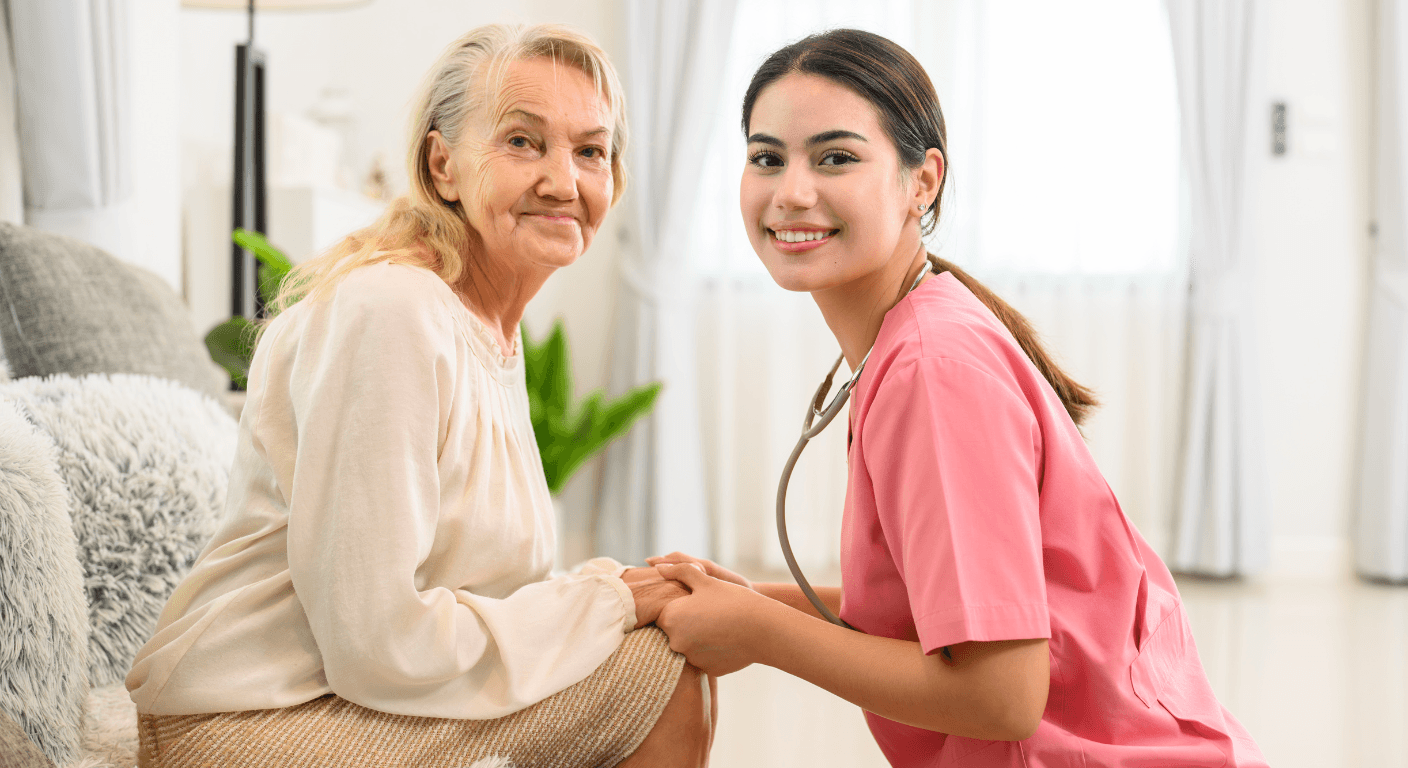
xmin=746 ymin=130 xmax=869 ymax=147
xmin=747 ymin=133 xmax=784 ymax=147
xmin=806 ymin=129 xmax=867 ymax=146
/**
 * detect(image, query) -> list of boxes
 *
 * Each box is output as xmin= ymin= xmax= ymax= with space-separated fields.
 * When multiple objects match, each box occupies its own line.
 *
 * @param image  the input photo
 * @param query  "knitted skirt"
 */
xmin=135 ymin=627 xmax=685 ymax=768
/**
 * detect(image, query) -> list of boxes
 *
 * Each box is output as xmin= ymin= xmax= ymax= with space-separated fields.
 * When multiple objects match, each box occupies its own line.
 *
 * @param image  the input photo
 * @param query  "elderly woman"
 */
xmin=126 ymin=24 xmax=711 ymax=768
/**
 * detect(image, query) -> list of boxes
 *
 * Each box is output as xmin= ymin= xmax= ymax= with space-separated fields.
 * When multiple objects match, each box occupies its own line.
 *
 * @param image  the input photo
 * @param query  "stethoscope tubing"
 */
xmin=776 ymin=260 xmax=934 ymax=631
xmin=776 ymin=356 xmax=857 ymax=629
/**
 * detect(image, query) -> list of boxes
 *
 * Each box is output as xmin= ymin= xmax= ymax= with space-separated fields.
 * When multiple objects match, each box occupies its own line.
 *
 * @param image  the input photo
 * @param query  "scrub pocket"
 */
xmin=1128 ymin=588 xmax=1232 ymax=767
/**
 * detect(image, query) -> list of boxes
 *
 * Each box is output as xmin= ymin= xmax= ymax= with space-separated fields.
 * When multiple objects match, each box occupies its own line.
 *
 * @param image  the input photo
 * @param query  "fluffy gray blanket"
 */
xmin=0 ymin=396 xmax=89 ymax=765
xmin=0 ymin=374 xmax=237 ymax=689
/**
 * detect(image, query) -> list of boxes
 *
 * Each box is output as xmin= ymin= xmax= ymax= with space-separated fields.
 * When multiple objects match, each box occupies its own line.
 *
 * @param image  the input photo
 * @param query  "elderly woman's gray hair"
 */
xmin=267 ymin=23 xmax=627 ymax=316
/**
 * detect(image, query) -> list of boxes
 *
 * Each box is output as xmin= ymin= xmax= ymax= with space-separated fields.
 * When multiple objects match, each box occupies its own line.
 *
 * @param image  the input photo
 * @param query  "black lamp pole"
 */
xmin=231 ymin=0 xmax=266 ymax=324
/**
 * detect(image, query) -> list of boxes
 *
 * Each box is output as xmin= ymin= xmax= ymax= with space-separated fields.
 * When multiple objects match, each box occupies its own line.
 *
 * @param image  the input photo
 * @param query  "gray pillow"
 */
xmin=0 ymin=374 xmax=237 ymax=689
xmin=0 ymin=222 xmax=228 ymax=402
xmin=0 ymin=397 xmax=89 ymax=767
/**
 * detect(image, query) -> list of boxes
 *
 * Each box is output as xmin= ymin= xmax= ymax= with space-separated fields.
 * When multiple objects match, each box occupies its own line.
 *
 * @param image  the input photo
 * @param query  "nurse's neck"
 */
xmin=813 ymin=240 xmax=932 ymax=374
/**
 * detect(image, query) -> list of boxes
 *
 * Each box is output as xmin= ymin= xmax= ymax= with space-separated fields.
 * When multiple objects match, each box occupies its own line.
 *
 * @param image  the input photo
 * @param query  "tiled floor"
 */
xmin=708 ymin=567 xmax=1408 ymax=767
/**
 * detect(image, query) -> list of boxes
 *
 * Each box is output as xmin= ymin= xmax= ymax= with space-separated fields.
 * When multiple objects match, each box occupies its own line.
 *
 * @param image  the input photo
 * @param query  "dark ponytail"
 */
xmin=744 ymin=29 xmax=1098 ymax=425
xmin=927 ymin=255 xmax=1099 ymax=425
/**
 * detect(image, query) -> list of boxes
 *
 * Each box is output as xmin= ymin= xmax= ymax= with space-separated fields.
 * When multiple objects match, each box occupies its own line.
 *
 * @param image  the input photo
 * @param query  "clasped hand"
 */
xmin=623 ymin=552 xmax=773 ymax=676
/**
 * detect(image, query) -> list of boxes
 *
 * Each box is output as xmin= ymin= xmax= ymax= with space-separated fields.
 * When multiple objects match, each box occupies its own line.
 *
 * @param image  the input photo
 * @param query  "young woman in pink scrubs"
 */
xmin=648 ymin=29 xmax=1268 ymax=767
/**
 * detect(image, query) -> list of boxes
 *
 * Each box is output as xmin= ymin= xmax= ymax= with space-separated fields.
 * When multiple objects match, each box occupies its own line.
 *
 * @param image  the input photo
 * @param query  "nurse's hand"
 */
xmin=653 ymin=562 xmax=773 ymax=676
xmin=646 ymin=551 xmax=753 ymax=590
xmin=622 ymin=567 xmax=690 ymax=630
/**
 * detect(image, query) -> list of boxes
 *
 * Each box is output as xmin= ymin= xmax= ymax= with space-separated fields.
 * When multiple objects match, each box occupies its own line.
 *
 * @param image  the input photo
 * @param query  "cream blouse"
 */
xmin=126 ymin=261 xmax=636 ymax=718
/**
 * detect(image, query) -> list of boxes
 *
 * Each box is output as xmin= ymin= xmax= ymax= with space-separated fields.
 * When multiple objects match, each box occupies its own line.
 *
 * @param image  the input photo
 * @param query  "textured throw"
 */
xmin=0 ymin=398 xmax=90 ymax=767
xmin=71 ymin=683 xmax=141 ymax=768
xmin=0 ymin=222 xmax=228 ymax=403
xmin=0 ymin=374 xmax=238 ymax=688
xmin=0 ymin=708 xmax=56 ymax=768
xmin=138 ymin=626 xmax=685 ymax=768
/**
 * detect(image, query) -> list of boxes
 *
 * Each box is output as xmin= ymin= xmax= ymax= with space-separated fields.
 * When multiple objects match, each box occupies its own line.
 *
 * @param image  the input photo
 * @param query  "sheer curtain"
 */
xmin=8 ymin=0 xmax=135 ymax=260
xmin=0 ymin=4 xmax=21 ymax=225
xmin=1355 ymin=0 xmax=1408 ymax=582
xmin=596 ymin=0 xmax=738 ymax=564
xmin=695 ymin=0 xmax=1187 ymax=573
xmin=1163 ymin=0 xmax=1268 ymax=576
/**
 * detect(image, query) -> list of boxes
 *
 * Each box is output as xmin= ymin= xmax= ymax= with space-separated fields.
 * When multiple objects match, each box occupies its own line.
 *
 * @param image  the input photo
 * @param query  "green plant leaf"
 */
xmin=544 ymin=383 xmax=661 ymax=495
xmin=521 ymin=320 xmax=662 ymax=496
xmin=538 ymin=321 xmax=572 ymax=421
xmin=522 ymin=322 xmax=548 ymax=398
xmin=233 ymin=228 xmax=293 ymax=309
xmin=204 ymin=315 xmax=258 ymax=388
xmin=540 ymin=392 xmax=604 ymax=495
xmin=594 ymin=383 xmax=662 ymax=448
xmin=522 ymin=319 xmax=574 ymax=446
xmin=233 ymin=228 xmax=293 ymax=278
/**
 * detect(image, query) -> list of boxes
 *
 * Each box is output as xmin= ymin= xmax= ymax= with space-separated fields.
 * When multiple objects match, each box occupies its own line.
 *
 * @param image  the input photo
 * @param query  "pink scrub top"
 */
xmin=839 ymin=272 xmax=1267 ymax=768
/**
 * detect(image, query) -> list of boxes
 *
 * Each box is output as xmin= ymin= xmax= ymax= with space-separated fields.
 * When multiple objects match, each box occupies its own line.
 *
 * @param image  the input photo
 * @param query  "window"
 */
xmin=936 ymin=0 xmax=1180 ymax=275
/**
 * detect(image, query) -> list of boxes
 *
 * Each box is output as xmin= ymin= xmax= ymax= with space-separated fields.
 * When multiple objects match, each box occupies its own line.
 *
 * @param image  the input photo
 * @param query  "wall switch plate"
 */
xmin=1272 ymin=102 xmax=1288 ymax=156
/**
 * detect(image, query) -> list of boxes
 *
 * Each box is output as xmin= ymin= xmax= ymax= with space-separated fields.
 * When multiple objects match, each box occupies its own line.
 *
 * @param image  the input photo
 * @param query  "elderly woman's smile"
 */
xmin=428 ymin=56 xmax=613 ymax=275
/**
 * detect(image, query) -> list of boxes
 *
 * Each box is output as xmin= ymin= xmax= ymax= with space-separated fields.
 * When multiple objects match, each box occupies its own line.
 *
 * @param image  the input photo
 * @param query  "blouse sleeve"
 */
xmin=275 ymin=271 xmax=634 ymax=718
xmin=862 ymin=357 xmax=1050 ymax=654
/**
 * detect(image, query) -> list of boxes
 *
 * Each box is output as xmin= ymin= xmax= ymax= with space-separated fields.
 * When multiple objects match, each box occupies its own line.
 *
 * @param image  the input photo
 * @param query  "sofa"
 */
xmin=0 ymin=221 xmax=239 ymax=768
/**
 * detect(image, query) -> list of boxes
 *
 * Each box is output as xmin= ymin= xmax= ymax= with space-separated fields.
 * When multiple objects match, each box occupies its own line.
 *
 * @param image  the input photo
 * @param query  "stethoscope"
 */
xmin=776 ymin=259 xmax=935 ymax=630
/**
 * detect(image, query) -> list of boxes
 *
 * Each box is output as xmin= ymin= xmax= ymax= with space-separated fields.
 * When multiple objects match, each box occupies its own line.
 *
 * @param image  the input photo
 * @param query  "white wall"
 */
xmin=131 ymin=0 xmax=183 ymax=291
xmin=1253 ymin=0 xmax=1374 ymax=574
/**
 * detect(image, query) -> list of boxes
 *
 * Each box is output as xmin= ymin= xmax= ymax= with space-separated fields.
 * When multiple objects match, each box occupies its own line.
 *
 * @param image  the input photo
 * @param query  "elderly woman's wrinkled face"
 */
xmin=428 ymin=57 xmax=613 ymax=272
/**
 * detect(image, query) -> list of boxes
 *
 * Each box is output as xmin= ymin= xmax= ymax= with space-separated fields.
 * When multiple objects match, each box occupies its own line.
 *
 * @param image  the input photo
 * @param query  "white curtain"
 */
xmin=0 ymin=2 xmax=22 ymax=225
xmin=596 ymin=0 xmax=738 ymax=564
xmin=1164 ymin=0 xmax=1269 ymax=576
xmin=9 ymin=0 xmax=134 ymax=259
xmin=1355 ymin=0 xmax=1408 ymax=582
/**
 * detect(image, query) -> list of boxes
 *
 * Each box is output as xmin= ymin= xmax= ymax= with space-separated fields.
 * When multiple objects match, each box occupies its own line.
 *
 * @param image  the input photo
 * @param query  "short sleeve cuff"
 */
xmin=915 ymin=602 xmax=1051 ymax=654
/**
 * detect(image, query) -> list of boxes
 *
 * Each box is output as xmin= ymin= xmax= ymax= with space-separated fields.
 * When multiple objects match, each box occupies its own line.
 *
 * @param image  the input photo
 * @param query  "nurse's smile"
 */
xmin=768 ymin=225 xmax=839 ymax=253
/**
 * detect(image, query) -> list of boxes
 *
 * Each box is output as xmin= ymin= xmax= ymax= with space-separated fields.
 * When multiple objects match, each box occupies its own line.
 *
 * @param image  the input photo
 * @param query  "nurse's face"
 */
xmin=740 ymin=73 xmax=924 ymax=293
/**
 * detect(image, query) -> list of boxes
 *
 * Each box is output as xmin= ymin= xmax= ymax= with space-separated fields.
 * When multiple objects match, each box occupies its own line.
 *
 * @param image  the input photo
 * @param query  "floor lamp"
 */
xmin=181 ymin=0 xmax=368 ymax=322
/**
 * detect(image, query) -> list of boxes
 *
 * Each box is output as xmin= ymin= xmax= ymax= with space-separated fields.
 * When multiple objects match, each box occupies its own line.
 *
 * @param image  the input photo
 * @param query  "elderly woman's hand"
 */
xmin=621 ymin=567 xmax=693 ymax=629
xmin=646 ymin=552 xmax=753 ymax=590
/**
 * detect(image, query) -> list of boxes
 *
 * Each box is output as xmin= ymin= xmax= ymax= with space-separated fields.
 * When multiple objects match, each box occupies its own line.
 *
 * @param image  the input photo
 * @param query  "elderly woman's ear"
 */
xmin=426 ymin=130 xmax=459 ymax=202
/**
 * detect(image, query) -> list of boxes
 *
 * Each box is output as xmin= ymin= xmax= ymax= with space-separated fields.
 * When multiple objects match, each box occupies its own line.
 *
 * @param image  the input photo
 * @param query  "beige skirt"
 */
xmin=136 ymin=627 xmax=684 ymax=768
